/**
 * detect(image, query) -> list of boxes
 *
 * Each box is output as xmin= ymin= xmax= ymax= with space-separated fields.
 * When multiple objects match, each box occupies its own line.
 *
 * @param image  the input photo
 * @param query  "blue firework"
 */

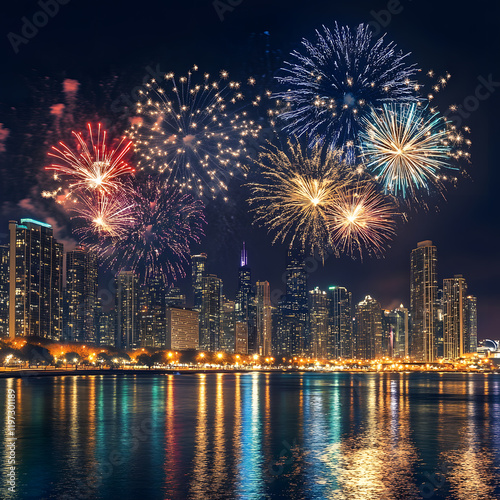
xmin=359 ymin=103 xmax=454 ymax=200
xmin=274 ymin=23 xmax=419 ymax=163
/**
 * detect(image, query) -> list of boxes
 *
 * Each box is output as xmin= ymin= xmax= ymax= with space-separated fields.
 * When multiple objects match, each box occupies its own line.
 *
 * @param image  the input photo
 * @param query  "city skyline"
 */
xmin=0 ymin=217 xmax=482 ymax=362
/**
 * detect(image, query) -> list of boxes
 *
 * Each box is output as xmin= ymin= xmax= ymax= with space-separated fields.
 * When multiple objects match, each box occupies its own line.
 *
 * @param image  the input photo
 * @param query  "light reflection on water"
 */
xmin=1 ymin=372 xmax=499 ymax=500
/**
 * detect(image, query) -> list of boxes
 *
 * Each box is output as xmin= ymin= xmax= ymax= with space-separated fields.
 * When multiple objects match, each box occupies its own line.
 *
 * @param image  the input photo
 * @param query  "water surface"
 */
xmin=1 ymin=372 xmax=499 ymax=499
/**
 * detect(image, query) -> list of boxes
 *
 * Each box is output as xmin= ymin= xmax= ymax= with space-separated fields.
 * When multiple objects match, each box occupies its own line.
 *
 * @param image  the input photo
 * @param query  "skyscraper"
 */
xmin=191 ymin=253 xmax=207 ymax=312
xmin=166 ymin=287 xmax=186 ymax=308
xmin=95 ymin=298 xmax=115 ymax=346
xmin=355 ymin=295 xmax=383 ymax=360
xmin=221 ymin=300 xmax=236 ymax=353
xmin=9 ymin=219 xmax=63 ymax=339
xmin=235 ymin=243 xmax=255 ymax=351
xmin=235 ymin=321 xmax=248 ymax=355
xmin=166 ymin=307 xmax=199 ymax=350
xmin=256 ymin=281 xmax=272 ymax=356
xmin=384 ymin=305 xmax=409 ymax=358
xmin=465 ymin=295 xmax=477 ymax=353
xmin=443 ymin=275 xmax=467 ymax=359
xmin=0 ymin=244 xmax=9 ymax=337
xmin=200 ymin=274 xmax=222 ymax=351
xmin=327 ymin=286 xmax=353 ymax=358
xmin=435 ymin=288 xmax=444 ymax=358
xmin=65 ymin=246 xmax=98 ymax=343
xmin=309 ymin=287 xmax=329 ymax=359
xmin=138 ymin=277 xmax=167 ymax=348
xmin=276 ymin=251 xmax=308 ymax=357
xmin=116 ymin=271 xmax=139 ymax=348
xmin=410 ymin=240 xmax=438 ymax=362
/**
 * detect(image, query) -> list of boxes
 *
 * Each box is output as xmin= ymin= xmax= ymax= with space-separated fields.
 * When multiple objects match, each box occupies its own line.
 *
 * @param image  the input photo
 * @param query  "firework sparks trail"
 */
xmin=127 ymin=65 xmax=263 ymax=199
xmin=248 ymin=138 xmax=353 ymax=258
xmin=326 ymin=182 xmax=397 ymax=258
xmin=360 ymin=103 xmax=457 ymax=200
xmin=46 ymin=123 xmax=134 ymax=198
xmin=274 ymin=23 xmax=419 ymax=163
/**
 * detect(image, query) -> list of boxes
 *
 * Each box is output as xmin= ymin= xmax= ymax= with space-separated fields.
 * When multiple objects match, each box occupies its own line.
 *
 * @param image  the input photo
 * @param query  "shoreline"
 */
xmin=0 ymin=367 xmax=496 ymax=379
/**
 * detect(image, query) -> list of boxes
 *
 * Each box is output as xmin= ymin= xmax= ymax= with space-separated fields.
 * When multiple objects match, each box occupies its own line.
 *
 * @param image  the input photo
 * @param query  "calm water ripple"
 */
xmin=1 ymin=372 xmax=500 ymax=500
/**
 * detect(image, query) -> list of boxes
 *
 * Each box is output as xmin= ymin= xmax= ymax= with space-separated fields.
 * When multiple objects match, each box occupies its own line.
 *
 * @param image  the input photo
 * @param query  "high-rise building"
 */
xmin=435 ymin=288 xmax=444 ymax=358
xmin=384 ymin=305 xmax=409 ymax=358
xmin=235 ymin=243 xmax=255 ymax=351
xmin=200 ymin=274 xmax=222 ymax=351
xmin=221 ymin=300 xmax=236 ymax=353
xmin=443 ymin=275 xmax=468 ymax=359
xmin=116 ymin=271 xmax=139 ymax=348
xmin=309 ymin=287 xmax=329 ymax=359
xmin=465 ymin=295 xmax=478 ymax=353
xmin=256 ymin=281 xmax=272 ymax=356
xmin=235 ymin=321 xmax=248 ymax=354
xmin=410 ymin=240 xmax=438 ymax=362
xmin=9 ymin=219 xmax=63 ymax=339
xmin=166 ymin=287 xmax=186 ymax=308
xmin=355 ymin=295 xmax=383 ymax=360
xmin=0 ymin=245 xmax=9 ymax=337
xmin=327 ymin=286 xmax=353 ymax=358
xmin=166 ymin=307 xmax=199 ymax=350
xmin=276 ymin=251 xmax=308 ymax=357
xmin=96 ymin=302 xmax=116 ymax=346
xmin=65 ymin=246 xmax=98 ymax=343
xmin=138 ymin=278 xmax=166 ymax=348
xmin=191 ymin=253 xmax=207 ymax=312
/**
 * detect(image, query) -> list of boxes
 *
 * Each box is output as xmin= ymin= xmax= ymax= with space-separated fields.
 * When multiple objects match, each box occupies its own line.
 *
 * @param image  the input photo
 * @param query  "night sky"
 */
xmin=0 ymin=0 xmax=499 ymax=338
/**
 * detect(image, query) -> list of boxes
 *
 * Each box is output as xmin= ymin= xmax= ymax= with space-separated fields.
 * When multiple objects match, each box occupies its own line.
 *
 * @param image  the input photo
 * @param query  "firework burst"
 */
xmin=127 ymin=65 xmax=263 ymax=199
xmin=274 ymin=23 xmax=418 ymax=162
xmin=73 ymin=190 xmax=135 ymax=240
xmin=46 ymin=123 xmax=134 ymax=198
xmin=102 ymin=177 xmax=206 ymax=285
xmin=248 ymin=138 xmax=351 ymax=257
xmin=360 ymin=103 xmax=456 ymax=199
xmin=326 ymin=182 xmax=397 ymax=258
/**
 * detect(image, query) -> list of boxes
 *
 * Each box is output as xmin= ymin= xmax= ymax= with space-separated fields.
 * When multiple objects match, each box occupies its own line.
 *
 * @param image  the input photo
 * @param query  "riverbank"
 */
xmin=0 ymin=366 xmax=496 ymax=378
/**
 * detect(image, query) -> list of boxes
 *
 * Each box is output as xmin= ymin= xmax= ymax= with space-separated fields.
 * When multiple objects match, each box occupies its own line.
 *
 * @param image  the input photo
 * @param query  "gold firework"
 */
xmin=248 ymin=138 xmax=351 ymax=257
xmin=326 ymin=182 xmax=397 ymax=258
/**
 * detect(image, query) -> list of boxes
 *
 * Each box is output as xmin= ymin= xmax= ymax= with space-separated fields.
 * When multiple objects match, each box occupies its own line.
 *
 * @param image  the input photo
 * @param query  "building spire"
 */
xmin=240 ymin=242 xmax=248 ymax=267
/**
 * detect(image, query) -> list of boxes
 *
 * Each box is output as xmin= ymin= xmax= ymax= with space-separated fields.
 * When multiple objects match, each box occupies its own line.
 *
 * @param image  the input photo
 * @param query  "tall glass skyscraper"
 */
xmin=65 ymin=246 xmax=98 ymax=343
xmin=309 ymin=287 xmax=329 ymax=359
xmin=9 ymin=219 xmax=63 ymax=339
xmin=276 ymin=251 xmax=308 ymax=357
xmin=0 ymin=244 xmax=9 ymax=337
xmin=410 ymin=240 xmax=438 ymax=362
xmin=191 ymin=253 xmax=207 ymax=312
xmin=256 ymin=281 xmax=272 ymax=356
xmin=465 ymin=295 xmax=478 ymax=353
xmin=383 ymin=305 xmax=409 ymax=358
xmin=138 ymin=277 xmax=167 ymax=348
xmin=221 ymin=300 xmax=236 ymax=353
xmin=235 ymin=243 xmax=255 ymax=351
xmin=443 ymin=275 xmax=468 ymax=359
xmin=200 ymin=274 xmax=222 ymax=351
xmin=355 ymin=295 xmax=383 ymax=360
xmin=116 ymin=270 xmax=139 ymax=348
xmin=327 ymin=286 xmax=353 ymax=359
